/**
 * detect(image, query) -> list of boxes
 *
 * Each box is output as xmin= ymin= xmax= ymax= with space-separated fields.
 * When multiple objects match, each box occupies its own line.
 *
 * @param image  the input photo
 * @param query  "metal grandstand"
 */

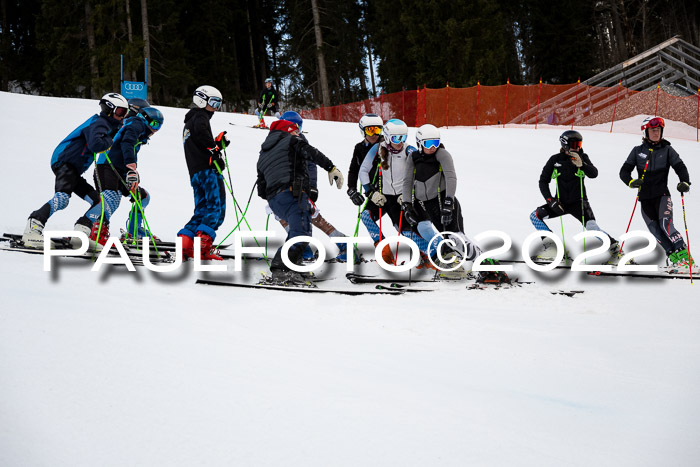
xmin=510 ymin=36 xmax=700 ymax=125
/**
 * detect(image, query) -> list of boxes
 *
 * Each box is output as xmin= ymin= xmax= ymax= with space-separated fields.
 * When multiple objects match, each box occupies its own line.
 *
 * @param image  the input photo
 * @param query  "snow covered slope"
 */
xmin=1 ymin=91 xmax=699 ymax=466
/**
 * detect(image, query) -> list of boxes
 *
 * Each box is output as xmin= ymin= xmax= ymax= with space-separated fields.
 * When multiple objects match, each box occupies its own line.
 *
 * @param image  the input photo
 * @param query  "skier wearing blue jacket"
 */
xmin=22 ymin=93 xmax=128 ymax=248
xmin=77 ymin=107 xmax=164 ymax=249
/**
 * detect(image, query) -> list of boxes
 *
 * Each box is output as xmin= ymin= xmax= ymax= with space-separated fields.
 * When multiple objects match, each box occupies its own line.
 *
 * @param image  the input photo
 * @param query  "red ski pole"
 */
xmin=620 ymin=159 xmax=649 ymax=253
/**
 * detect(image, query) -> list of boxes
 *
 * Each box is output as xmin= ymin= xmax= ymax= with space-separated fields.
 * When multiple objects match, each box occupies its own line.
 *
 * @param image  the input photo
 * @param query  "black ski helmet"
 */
xmin=559 ymin=130 xmax=583 ymax=151
xmin=127 ymin=98 xmax=150 ymax=118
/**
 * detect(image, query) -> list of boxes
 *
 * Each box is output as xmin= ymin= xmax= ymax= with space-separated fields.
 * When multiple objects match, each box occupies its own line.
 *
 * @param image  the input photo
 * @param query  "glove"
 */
xmin=569 ymin=150 xmax=583 ymax=168
xmin=215 ymin=131 xmax=230 ymax=150
xmin=208 ymin=147 xmax=225 ymax=171
xmin=258 ymin=103 xmax=264 ymax=110
xmin=628 ymin=178 xmax=643 ymax=189
xmin=441 ymin=197 xmax=454 ymax=226
xmin=328 ymin=166 xmax=344 ymax=188
xmin=546 ymin=197 xmax=565 ymax=215
xmin=308 ymin=187 xmax=319 ymax=202
xmin=370 ymin=191 xmax=387 ymax=207
xmin=397 ymin=194 xmax=404 ymax=205
xmin=677 ymin=181 xmax=691 ymax=193
xmin=266 ymin=103 xmax=272 ymax=109
xmin=126 ymin=169 xmax=139 ymax=192
xmin=402 ymin=203 xmax=419 ymax=226
xmin=347 ymin=187 xmax=365 ymax=206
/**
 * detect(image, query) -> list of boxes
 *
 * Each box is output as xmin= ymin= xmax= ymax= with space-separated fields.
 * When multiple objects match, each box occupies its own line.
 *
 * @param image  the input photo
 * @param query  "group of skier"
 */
xmin=20 ymin=83 xmax=695 ymax=284
xmin=22 ymin=93 xmax=164 ymax=251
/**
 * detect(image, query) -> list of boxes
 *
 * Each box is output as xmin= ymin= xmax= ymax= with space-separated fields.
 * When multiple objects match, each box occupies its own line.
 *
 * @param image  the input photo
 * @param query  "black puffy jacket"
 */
xmin=182 ymin=108 xmax=217 ymax=178
xmin=619 ymin=139 xmax=690 ymax=200
xmin=256 ymin=122 xmax=334 ymax=200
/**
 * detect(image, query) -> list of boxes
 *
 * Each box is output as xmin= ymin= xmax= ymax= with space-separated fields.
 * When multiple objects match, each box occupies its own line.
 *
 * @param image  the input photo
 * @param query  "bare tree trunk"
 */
xmin=368 ymin=48 xmax=376 ymax=97
xmin=85 ymin=2 xmax=99 ymax=98
xmin=141 ymin=0 xmax=152 ymax=101
xmin=125 ymin=0 xmax=136 ymax=80
xmin=1 ymin=0 xmax=9 ymax=91
xmin=230 ymin=35 xmax=241 ymax=98
xmin=310 ymin=0 xmax=331 ymax=107
xmin=246 ymin=1 xmax=258 ymax=95
xmin=610 ymin=0 xmax=628 ymax=61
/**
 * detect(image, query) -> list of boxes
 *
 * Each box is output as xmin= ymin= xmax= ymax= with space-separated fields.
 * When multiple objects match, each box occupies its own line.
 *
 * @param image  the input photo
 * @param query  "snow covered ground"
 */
xmin=1 ymin=91 xmax=699 ymax=466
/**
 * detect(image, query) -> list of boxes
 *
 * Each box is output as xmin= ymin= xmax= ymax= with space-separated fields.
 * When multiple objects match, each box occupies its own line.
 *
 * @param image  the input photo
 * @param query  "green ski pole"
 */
xmin=553 ymin=169 xmax=568 ymax=264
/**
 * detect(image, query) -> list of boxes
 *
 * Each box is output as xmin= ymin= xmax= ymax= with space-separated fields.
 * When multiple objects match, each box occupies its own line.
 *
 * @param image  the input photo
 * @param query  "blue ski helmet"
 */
xmin=140 ymin=107 xmax=164 ymax=131
xmin=280 ymin=111 xmax=302 ymax=131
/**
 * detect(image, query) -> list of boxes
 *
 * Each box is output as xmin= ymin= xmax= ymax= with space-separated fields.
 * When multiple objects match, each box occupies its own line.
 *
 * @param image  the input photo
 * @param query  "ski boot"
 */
xmin=667 ymin=248 xmax=697 ymax=274
xmin=178 ymin=234 xmax=195 ymax=261
xmin=477 ymin=258 xmax=510 ymax=285
xmin=374 ymin=240 xmax=395 ymax=265
xmin=605 ymin=240 xmax=636 ymax=266
xmin=434 ymin=249 xmax=469 ymax=280
xmin=301 ymin=245 xmax=318 ymax=262
xmin=335 ymin=244 xmax=362 ymax=263
xmin=196 ymin=231 xmax=223 ymax=260
xmin=416 ymin=251 xmax=438 ymax=271
xmin=532 ymin=238 xmax=569 ymax=264
xmin=268 ymin=268 xmax=314 ymax=287
xmin=21 ymin=217 xmax=54 ymax=249
xmin=88 ymin=221 xmax=110 ymax=251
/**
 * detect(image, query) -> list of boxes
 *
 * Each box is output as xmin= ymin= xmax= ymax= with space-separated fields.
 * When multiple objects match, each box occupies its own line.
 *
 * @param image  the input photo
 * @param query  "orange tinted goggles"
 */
xmin=363 ymin=126 xmax=382 ymax=136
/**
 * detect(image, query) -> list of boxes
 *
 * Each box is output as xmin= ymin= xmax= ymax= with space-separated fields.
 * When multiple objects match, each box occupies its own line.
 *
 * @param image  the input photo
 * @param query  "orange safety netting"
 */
xmin=299 ymin=82 xmax=700 ymax=140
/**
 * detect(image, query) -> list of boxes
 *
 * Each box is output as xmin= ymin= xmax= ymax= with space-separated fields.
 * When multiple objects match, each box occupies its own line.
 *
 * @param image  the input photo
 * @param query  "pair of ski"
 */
xmin=501 ymin=257 xmax=693 ymax=280
xmin=196 ymin=276 xmax=413 ymax=295
xmin=1 ymin=233 xmax=174 ymax=265
xmin=196 ymin=272 xmax=441 ymax=295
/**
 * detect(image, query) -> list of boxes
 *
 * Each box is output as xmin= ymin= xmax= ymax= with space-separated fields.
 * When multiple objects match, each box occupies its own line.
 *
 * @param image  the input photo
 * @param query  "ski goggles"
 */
xmin=420 ymin=139 xmax=440 ymax=149
xmin=390 ymin=134 xmax=407 ymax=144
xmin=363 ymin=126 xmax=382 ymax=136
xmin=641 ymin=117 xmax=664 ymax=131
xmin=568 ymin=139 xmax=582 ymax=150
xmin=114 ymin=107 xmax=128 ymax=118
xmin=208 ymin=96 xmax=223 ymax=110
xmin=147 ymin=119 xmax=162 ymax=131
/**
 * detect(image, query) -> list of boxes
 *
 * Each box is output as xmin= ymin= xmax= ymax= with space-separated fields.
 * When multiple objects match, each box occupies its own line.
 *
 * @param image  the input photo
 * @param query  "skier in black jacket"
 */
xmin=255 ymin=78 xmax=278 ymax=128
xmin=529 ymin=130 xmax=620 ymax=262
xmin=620 ymin=116 xmax=693 ymax=270
xmin=346 ymin=114 xmax=387 ymax=258
xmin=257 ymin=114 xmax=344 ymax=284
xmin=177 ymin=85 xmax=229 ymax=261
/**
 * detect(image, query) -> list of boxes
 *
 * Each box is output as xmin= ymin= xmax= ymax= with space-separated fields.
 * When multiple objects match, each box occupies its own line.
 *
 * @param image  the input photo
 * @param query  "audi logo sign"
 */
xmin=121 ymin=81 xmax=147 ymax=100
xmin=124 ymin=82 xmax=144 ymax=91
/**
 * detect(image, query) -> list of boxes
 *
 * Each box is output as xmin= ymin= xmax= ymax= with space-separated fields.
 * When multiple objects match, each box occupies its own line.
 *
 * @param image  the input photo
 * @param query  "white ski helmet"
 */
xmin=359 ymin=113 xmax=383 ymax=137
xmin=383 ymin=118 xmax=408 ymax=145
xmin=416 ymin=124 xmax=441 ymax=150
xmin=193 ymin=85 xmax=223 ymax=109
xmin=99 ymin=93 xmax=129 ymax=118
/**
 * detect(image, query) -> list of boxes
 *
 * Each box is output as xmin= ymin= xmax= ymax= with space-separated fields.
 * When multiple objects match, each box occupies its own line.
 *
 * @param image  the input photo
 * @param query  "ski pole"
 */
xmin=395 ymin=210 xmax=403 ymax=266
xmin=553 ymin=170 xmax=568 ymax=264
xmin=620 ymin=159 xmax=650 ymax=253
xmin=681 ymin=193 xmax=693 ymax=284
xmin=102 ymin=152 xmax=161 ymax=257
xmin=576 ymin=168 xmax=586 ymax=261
xmin=90 ymin=152 xmax=108 ymax=259
xmin=221 ymin=148 xmax=242 ymax=230
xmin=212 ymin=175 xmax=269 ymax=265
